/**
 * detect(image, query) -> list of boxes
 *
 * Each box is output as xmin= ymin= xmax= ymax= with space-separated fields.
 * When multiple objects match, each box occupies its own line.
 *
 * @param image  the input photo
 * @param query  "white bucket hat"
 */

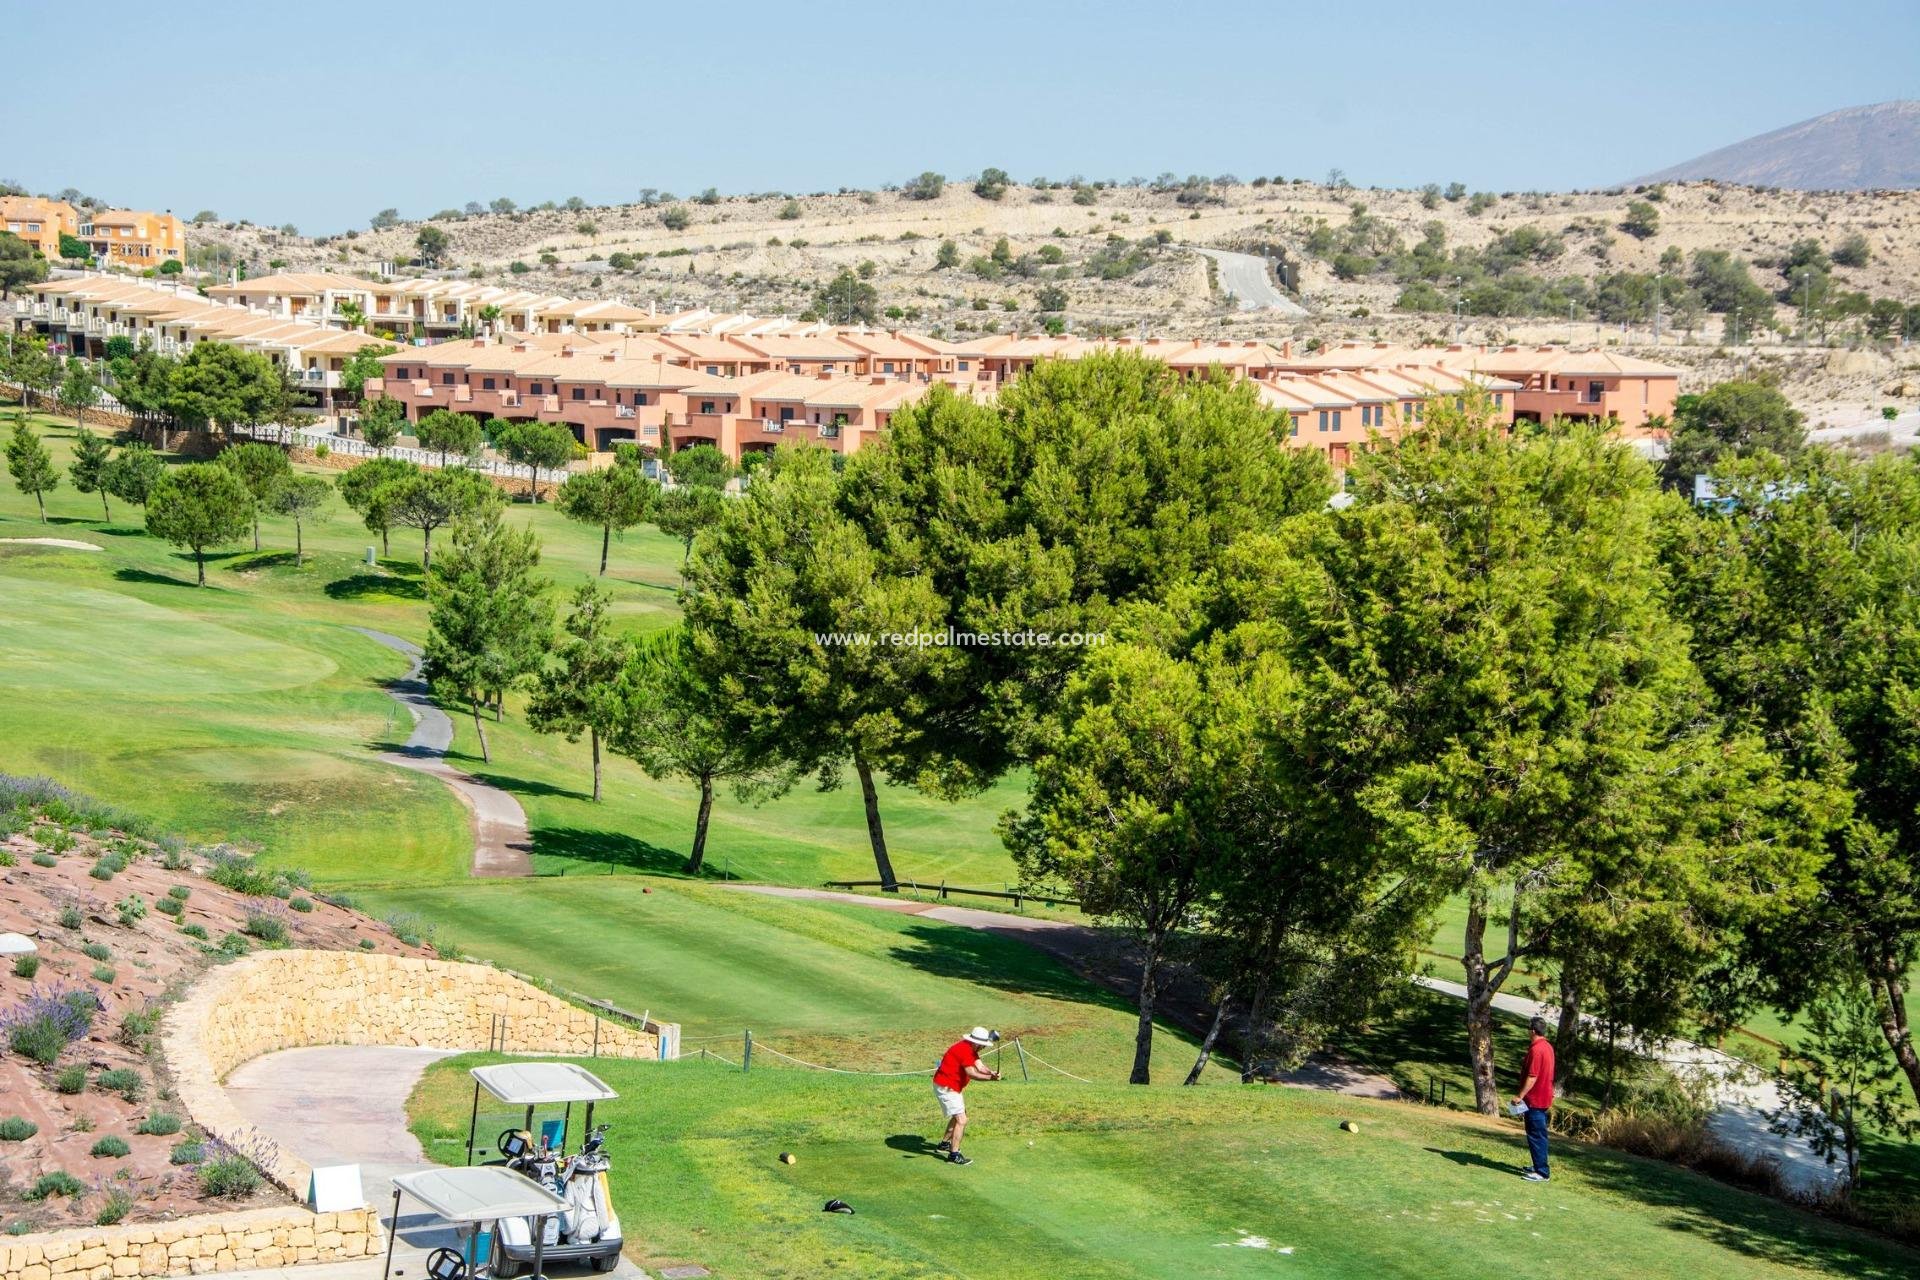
xmin=965 ymin=1026 xmax=998 ymax=1047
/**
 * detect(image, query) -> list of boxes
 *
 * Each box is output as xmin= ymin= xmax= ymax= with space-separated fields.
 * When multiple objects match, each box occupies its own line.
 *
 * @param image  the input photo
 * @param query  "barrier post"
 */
xmin=743 ymin=1029 xmax=753 ymax=1073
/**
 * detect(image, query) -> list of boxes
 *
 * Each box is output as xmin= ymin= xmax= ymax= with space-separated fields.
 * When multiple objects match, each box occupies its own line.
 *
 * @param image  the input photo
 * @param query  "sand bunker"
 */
xmin=0 ymin=537 xmax=102 ymax=550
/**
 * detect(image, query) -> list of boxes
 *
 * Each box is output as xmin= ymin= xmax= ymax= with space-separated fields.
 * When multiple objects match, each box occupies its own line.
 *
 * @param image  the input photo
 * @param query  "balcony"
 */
xmin=614 ymin=405 xmax=636 ymax=419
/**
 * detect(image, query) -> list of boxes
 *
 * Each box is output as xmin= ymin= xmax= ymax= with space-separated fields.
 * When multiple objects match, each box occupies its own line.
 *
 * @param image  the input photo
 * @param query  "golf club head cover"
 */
xmin=822 ymin=1199 xmax=856 ymax=1215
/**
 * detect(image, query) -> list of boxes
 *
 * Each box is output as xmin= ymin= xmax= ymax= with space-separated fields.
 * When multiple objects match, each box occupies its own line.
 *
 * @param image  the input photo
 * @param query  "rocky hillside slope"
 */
xmin=1637 ymin=101 xmax=1920 ymax=192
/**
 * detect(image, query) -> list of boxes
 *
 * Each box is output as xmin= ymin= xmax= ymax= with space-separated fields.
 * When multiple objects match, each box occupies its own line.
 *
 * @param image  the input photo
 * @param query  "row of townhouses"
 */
xmin=10 ymin=272 xmax=1681 ymax=471
xmin=1 ymin=198 xmax=186 ymax=267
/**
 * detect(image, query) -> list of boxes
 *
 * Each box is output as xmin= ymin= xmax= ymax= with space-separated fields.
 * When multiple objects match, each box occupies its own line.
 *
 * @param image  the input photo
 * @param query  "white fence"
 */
xmin=232 ymin=420 xmax=563 ymax=485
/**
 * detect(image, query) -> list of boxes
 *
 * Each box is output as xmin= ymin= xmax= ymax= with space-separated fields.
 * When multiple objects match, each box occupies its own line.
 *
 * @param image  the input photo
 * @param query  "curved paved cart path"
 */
xmin=1186 ymin=246 xmax=1309 ymax=315
xmin=350 ymin=627 xmax=533 ymax=878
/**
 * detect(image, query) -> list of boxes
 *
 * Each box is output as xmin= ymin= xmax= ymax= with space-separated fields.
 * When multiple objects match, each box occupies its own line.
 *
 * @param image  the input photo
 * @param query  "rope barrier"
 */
xmin=1013 ymin=1040 xmax=1095 ymax=1084
xmin=753 ymin=1042 xmax=934 ymax=1077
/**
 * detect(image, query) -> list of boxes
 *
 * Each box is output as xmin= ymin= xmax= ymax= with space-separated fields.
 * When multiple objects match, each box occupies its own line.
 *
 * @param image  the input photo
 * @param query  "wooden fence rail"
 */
xmin=823 ymin=879 xmax=1080 ymax=909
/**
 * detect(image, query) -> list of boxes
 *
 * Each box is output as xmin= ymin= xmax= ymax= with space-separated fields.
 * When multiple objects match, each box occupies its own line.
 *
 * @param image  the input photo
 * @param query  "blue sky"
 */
xmin=8 ymin=0 xmax=1914 ymax=233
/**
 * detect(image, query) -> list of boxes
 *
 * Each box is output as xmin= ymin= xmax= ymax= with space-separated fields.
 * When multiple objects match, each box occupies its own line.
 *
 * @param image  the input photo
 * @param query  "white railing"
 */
xmin=232 ymin=420 xmax=560 ymax=484
xmin=614 ymin=405 xmax=636 ymax=419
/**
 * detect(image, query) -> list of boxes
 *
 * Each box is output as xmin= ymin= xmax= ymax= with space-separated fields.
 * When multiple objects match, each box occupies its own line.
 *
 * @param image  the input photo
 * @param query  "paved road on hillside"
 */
xmin=349 ymin=627 xmax=533 ymax=877
xmin=1186 ymin=247 xmax=1309 ymax=315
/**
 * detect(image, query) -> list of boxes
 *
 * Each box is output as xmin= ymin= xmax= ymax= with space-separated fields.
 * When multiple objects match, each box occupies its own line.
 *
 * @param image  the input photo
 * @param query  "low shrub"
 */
xmin=53 ymin=1065 xmax=87 ymax=1094
xmin=289 ymin=896 xmax=313 ymax=913
xmin=94 ymin=1187 xmax=134 ymax=1225
xmin=45 ymin=830 xmax=79 ymax=856
xmin=90 ymin=1136 xmax=130 ymax=1159
xmin=385 ymin=912 xmax=428 ymax=947
xmin=180 ymin=924 xmax=209 ymax=941
xmin=242 ymin=912 xmax=287 ymax=944
xmin=26 ymin=1172 xmax=85 ymax=1200
xmin=169 ymin=1140 xmax=205 ymax=1165
xmin=357 ymin=938 xmax=376 ymax=950
xmin=88 ymin=860 xmax=118 ymax=882
xmin=205 ymin=849 xmax=282 ymax=897
xmin=68 ymin=1114 xmax=93 ymax=1133
xmin=91 ymin=965 xmax=116 ymax=984
xmin=0 ymin=1116 xmax=37 ymax=1141
xmin=96 ymin=1068 xmax=143 ymax=1102
xmin=11 ymin=955 xmax=38 ymax=980
xmin=3 ymin=986 xmax=96 ymax=1064
xmin=32 ymin=852 xmax=56 ymax=868
xmin=167 ymin=884 xmax=191 ymax=901
xmin=197 ymin=1150 xmax=262 ymax=1198
xmin=119 ymin=1008 xmax=160 ymax=1045
xmin=155 ymin=897 xmax=183 ymax=917
xmin=217 ymin=932 xmax=250 ymax=956
xmin=136 ymin=1112 xmax=181 ymax=1136
xmin=82 ymin=942 xmax=112 ymax=963
xmin=58 ymin=905 xmax=82 ymax=930
xmin=158 ymin=846 xmax=192 ymax=871
xmin=115 ymin=895 xmax=147 ymax=926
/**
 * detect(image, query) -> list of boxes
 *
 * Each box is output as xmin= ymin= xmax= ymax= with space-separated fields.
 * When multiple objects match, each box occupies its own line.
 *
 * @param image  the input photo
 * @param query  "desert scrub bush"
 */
xmin=88 ymin=860 xmax=118 ymax=882
xmin=385 ymin=912 xmax=429 ymax=947
xmin=58 ymin=905 xmax=82 ymax=930
xmin=2 ymin=986 xmax=96 ymax=1064
xmin=32 ymin=852 xmax=57 ymax=867
xmin=11 ymin=955 xmax=39 ymax=979
xmin=54 ymin=1065 xmax=87 ymax=1094
xmin=170 ymin=1139 xmax=205 ymax=1165
xmin=90 ymin=1136 xmax=130 ymax=1158
xmin=167 ymin=884 xmax=191 ymax=900
xmin=119 ymin=1007 xmax=160 ymax=1045
xmin=136 ymin=1112 xmax=181 ymax=1136
xmin=197 ymin=1149 xmax=262 ymax=1198
xmin=358 ymin=938 xmax=376 ymax=950
xmin=91 ymin=966 xmax=116 ymax=984
xmin=94 ymin=1186 xmax=134 ymax=1225
xmin=155 ymin=896 xmax=183 ymax=917
xmin=158 ymin=842 xmax=191 ymax=871
xmin=115 ymin=895 xmax=147 ymax=926
xmin=81 ymin=942 xmax=112 ymax=962
xmin=0 ymin=850 xmax=13 ymax=867
xmin=26 ymin=1172 xmax=85 ymax=1201
xmin=180 ymin=924 xmax=209 ymax=941
xmin=216 ymin=932 xmax=250 ymax=957
xmin=0 ymin=1116 xmax=37 ymax=1141
xmin=95 ymin=1068 xmax=143 ymax=1102
xmin=289 ymin=896 xmax=313 ymax=913
xmin=205 ymin=848 xmax=284 ymax=897
xmin=242 ymin=911 xmax=288 ymax=944
xmin=44 ymin=829 xmax=79 ymax=856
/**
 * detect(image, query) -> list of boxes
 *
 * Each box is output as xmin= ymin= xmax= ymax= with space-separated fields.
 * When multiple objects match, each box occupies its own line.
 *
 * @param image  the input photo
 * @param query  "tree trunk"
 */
xmin=687 ymin=773 xmax=714 ymax=875
xmin=1184 ymin=990 xmax=1232 ymax=1086
xmin=99 ymin=489 xmax=111 ymax=522
xmin=852 ymin=753 xmax=899 ymax=890
xmin=421 ymin=527 xmax=433 ymax=573
xmin=294 ymin=519 xmax=304 ymax=567
xmin=1462 ymin=885 xmax=1516 ymax=1116
xmin=1870 ymin=958 xmax=1920 ymax=1108
xmin=589 ymin=728 xmax=602 ymax=803
xmin=35 ymin=491 xmax=46 ymax=523
xmin=381 ymin=527 xmax=390 ymax=557
xmin=1553 ymin=971 xmax=1582 ymax=1095
xmin=194 ymin=547 xmax=206 ymax=585
xmin=471 ymin=698 xmax=491 ymax=764
xmin=1130 ymin=928 xmax=1163 ymax=1085
xmin=253 ymin=512 xmax=261 ymax=552
xmin=599 ymin=523 xmax=611 ymax=575
xmin=1240 ymin=967 xmax=1274 ymax=1084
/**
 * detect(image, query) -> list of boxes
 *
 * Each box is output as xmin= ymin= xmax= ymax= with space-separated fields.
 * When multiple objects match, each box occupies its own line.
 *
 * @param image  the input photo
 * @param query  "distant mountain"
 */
xmin=1634 ymin=101 xmax=1920 ymax=191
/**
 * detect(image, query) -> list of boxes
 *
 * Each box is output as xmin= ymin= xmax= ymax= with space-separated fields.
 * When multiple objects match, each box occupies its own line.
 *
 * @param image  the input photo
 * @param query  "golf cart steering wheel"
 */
xmin=424 ymin=1247 xmax=467 ymax=1280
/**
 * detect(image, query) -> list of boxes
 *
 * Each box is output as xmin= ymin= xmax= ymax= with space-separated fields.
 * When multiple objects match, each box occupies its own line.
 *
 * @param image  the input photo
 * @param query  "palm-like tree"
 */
xmin=478 ymin=304 xmax=503 ymax=336
xmin=338 ymin=301 xmax=366 ymax=332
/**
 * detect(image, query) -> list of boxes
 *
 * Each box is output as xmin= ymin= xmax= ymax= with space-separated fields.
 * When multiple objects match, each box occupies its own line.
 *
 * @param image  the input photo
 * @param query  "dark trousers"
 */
xmin=1524 ymin=1107 xmax=1550 ymax=1177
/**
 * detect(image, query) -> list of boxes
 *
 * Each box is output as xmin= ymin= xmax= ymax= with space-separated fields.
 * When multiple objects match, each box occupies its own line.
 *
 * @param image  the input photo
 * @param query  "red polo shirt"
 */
xmin=1522 ymin=1036 xmax=1555 ymax=1110
xmin=933 ymin=1040 xmax=980 ymax=1091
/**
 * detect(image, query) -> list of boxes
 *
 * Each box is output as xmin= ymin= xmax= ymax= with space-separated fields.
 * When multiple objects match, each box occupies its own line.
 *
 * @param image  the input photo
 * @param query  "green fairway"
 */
xmin=408 ymin=1052 xmax=1916 ymax=1280
xmin=360 ymin=877 xmax=1173 ymax=1076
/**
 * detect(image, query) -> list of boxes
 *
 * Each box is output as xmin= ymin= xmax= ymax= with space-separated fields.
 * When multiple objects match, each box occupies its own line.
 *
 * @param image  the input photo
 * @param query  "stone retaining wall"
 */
xmin=162 ymin=950 xmax=664 ymax=1197
xmin=0 ymin=1207 xmax=382 ymax=1280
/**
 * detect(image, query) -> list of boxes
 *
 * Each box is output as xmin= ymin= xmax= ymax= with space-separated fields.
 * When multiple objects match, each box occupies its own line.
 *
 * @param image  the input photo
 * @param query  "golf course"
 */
xmin=6 ymin=402 xmax=1918 ymax=1277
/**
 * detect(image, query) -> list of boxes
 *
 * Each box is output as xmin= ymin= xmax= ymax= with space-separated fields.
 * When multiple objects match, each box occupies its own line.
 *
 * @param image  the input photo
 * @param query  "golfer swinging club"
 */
xmin=932 ymin=1026 xmax=1000 ymax=1166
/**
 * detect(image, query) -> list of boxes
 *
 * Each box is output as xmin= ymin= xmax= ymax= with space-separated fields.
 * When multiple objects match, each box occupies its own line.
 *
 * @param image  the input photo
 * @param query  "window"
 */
xmin=636 ymin=392 xmax=648 ymax=405
xmin=530 ymin=382 xmax=543 ymax=395
xmin=482 ymin=377 xmax=496 ymax=390
xmin=571 ymin=387 xmax=585 ymax=401
xmin=1493 ymin=393 xmax=1502 ymax=408
xmin=1331 ymin=410 xmax=1343 ymax=432
xmin=779 ymin=407 xmax=794 ymax=421
xmin=441 ymin=373 xmax=454 ymax=386
xmin=394 ymin=366 xmax=409 ymax=380
xmin=958 ymin=360 xmax=970 ymax=371
xmin=1317 ymin=410 xmax=1329 ymax=433
xmin=705 ymin=365 xmax=718 ymax=375
xmin=1289 ymin=419 xmax=1298 ymax=437
xmin=700 ymin=401 xmax=716 ymax=415
xmin=881 ymin=362 xmax=894 ymax=373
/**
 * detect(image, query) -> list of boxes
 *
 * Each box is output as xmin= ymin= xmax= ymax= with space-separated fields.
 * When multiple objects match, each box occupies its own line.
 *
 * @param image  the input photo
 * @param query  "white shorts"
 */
xmin=933 ymin=1084 xmax=966 ymax=1118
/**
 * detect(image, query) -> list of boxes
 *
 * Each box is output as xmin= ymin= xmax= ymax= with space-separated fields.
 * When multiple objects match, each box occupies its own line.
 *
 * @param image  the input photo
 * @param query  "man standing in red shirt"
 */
xmin=1513 ymin=1015 xmax=1556 ymax=1182
xmin=931 ymin=1026 xmax=1000 ymax=1166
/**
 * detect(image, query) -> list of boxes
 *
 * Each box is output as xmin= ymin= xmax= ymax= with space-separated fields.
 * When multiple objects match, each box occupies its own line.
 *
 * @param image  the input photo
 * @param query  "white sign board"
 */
xmin=309 ymin=1164 xmax=364 ymax=1213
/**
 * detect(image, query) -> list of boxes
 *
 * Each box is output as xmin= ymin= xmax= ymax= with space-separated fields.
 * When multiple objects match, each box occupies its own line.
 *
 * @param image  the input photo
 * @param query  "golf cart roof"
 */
xmin=470 ymin=1061 xmax=619 ymax=1105
xmin=390 ymin=1167 xmax=566 ymax=1222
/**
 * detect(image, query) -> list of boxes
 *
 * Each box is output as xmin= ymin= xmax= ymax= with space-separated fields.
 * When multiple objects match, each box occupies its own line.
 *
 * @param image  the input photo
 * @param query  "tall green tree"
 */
xmin=496 ymin=420 xmax=579 ymax=502
xmin=390 ymin=466 xmax=498 ymax=571
xmin=340 ymin=344 xmax=396 ymax=399
xmin=1263 ymin=404 xmax=1801 ymax=1114
xmin=166 ymin=342 xmax=283 ymax=435
xmin=654 ymin=484 xmax=725 ymax=569
xmin=555 ymin=462 xmax=658 ymax=573
xmin=146 ymin=463 xmax=252 ymax=584
xmin=415 ymin=409 xmax=483 ymax=466
xmin=5 ymin=419 xmax=58 ymax=522
xmin=56 ymin=360 xmax=99 ymax=427
xmin=358 ymin=397 xmax=405 ymax=454
xmin=1660 ymin=379 xmax=1805 ymax=489
xmin=664 ymin=443 xmax=734 ymax=490
xmin=68 ymin=427 xmax=114 ymax=521
xmin=526 ymin=583 xmax=629 ymax=802
xmin=103 ymin=442 xmax=164 ymax=512
xmin=1663 ymin=449 xmax=1920 ymax=1106
xmin=217 ymin=441 xmax=293 ymax=551
xmin=424 ymin=505 xmax=553 ymax=763
xmin=611 ymin=627 xmax=793 ymax=873
xmin=270 ymin=474 xmax=332 ymax=566
xmin=0 ymin=230 xmax=48 ymax=298
xmin=337 ymin=456 xmax=418 ymax=558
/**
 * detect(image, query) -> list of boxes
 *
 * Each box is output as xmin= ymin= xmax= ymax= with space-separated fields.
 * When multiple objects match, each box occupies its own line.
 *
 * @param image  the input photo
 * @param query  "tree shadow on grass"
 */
xmin=226 ymin=550 xmax=299 ymax=572
xmin=326 ymin=573 xmax=425 ymax=602
xmin=526 ymin=824 xmax=691 ymax=877
xmin=885 ymin=921 xmax=1134 ymax=1009
xmin=1569 ymin=1143 xmax=1918 ymax=1278
xmin=112 ymin=566 xmax=202 ymax=589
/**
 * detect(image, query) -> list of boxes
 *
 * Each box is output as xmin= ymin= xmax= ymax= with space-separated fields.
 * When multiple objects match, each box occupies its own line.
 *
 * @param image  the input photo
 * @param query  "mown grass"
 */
xmin=408 ymin=1051 xmax=1919 ymax=1280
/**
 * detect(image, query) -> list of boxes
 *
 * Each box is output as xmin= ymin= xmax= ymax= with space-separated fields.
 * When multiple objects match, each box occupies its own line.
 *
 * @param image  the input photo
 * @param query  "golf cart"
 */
xmin=464 ymin=1062 xmax=623 ymax=1276
xmin=382 ymin=1167 xmax=566 ymax=1280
